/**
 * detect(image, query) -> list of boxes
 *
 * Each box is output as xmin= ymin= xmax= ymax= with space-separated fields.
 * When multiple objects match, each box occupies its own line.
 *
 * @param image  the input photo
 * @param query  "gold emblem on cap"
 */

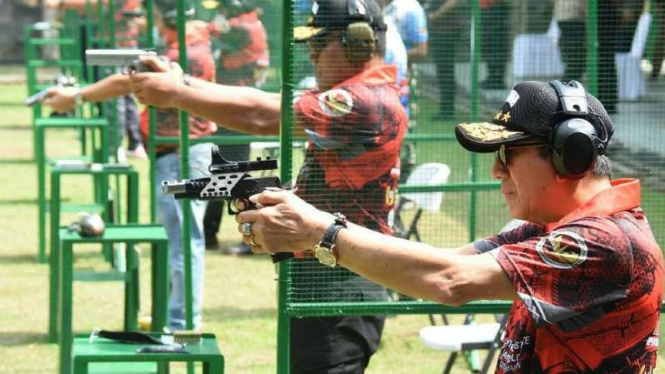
xmin=201 ymin=0 xmax=218 ymax=9
xmin=459 ymin=122 xmax=523 ymax=142
xmin=294 ymin=26 xmax=324 ymax=41
xmin=501 ymin=112 xmax=512 ymax=122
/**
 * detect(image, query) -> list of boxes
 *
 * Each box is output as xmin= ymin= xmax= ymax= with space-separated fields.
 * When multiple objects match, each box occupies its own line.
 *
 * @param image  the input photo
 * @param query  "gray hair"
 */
xmin=538 ymin=147 xmax=612 ymax=179
xmin=590 ymin=155 xmax=612 ymax=179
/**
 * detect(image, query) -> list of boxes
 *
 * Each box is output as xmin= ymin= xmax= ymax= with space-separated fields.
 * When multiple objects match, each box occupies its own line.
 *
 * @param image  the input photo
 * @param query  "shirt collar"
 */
xmin=333 ymin=64 xmax=397 ymax=88
xmin=545 ymin=178 xmax=641 ymax=232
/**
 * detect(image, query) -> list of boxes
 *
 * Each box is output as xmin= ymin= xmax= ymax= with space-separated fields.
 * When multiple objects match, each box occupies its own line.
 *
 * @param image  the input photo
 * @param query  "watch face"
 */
xmin=315 ymin=246 xmax=336 ymax=267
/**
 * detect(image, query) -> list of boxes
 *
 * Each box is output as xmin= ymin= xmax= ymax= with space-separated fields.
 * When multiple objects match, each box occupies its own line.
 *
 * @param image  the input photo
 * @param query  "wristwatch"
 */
xmin=314 ymin=213 xmax=347 ymax=268
xmin=74 ymin=89 xmax=84 ymax=106
xmin=183 ymin=73 xmax=192 ymax=86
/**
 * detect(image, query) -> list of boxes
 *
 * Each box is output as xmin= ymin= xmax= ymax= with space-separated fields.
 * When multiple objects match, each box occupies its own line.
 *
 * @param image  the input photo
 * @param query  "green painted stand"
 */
xmin=36 ymin=118 xmax=109 ymax=263
xmin=71 ymin=333 xmax=224 ymax=374
xmin=48 ymin=164 xmax=140 ymax=271
xmin=54 ymin=225 xmax=170 ymax=374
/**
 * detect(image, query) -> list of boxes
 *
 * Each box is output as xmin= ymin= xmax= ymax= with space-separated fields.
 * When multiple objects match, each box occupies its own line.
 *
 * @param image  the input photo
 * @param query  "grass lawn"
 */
xmin=1 ymin=76 xmax=664 ymax=374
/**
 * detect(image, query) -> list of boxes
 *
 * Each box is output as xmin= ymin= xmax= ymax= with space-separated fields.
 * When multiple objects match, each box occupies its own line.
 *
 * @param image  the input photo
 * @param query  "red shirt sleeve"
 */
xmin=294 ymin=84 xmax=406 ymax=190
xmin=492 ymin=217 xmax=632 ymax=328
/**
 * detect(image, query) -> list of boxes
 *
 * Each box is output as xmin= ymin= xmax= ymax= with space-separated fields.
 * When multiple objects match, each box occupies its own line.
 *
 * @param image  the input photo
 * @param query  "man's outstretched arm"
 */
xmin=44 ymin=74 xmax=131 ymax=113
xmin=175 ymin=80 xmax=282 ymax=136
xmin=237 ymin=190 xmax=517 ymax=306
xmin=44 ymin=0 xmax=107 ymax=12
xmin=129 ymin=57 xmax=282 ymax=136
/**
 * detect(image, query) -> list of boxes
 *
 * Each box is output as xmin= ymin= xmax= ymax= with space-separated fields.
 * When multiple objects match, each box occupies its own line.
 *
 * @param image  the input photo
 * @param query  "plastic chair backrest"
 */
xmin=401 ymin=163 xmax=451 ymax=213
xmin=630 ymin=13 xmax=652 ymax=58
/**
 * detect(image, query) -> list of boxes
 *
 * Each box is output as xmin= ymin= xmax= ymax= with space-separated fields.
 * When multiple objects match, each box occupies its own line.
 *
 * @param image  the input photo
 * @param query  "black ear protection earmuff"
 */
xmin=343 ymin=0 xmax=378 ymax=63
xmin=548 ymin=80 xmax=608 ymax=180
xmin=161 ymin=7 xmax=195 ymax=27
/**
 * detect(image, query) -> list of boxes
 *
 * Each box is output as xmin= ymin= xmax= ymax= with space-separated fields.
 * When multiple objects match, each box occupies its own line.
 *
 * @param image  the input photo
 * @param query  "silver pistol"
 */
xmin=85 ymin=49 xmax=157 ymax=73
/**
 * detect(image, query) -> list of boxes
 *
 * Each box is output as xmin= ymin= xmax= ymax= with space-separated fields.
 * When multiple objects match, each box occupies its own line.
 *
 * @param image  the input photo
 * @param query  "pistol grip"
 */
xmin=227 ymin=198 xmax=255 ymax=215
xmin=133 ymin=61 xmax=153 ymax=73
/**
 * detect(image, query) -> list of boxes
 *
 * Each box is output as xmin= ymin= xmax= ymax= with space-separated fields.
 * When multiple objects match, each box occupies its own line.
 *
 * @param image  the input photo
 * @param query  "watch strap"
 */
xmin=74 ymin=90 xmax=84 ymax=106
xmin=320 ymin=212 xmax=347 ymax=248
xmin=183 ymin=73 xmax=192 ymax=86
xmin=320 ymin=223 xmax=344 ymax=249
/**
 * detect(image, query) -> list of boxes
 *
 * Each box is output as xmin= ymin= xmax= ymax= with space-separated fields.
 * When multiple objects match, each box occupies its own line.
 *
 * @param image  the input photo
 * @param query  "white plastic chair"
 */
xmin=419 ymin=219 xmax=516 ymax=373
xmin=392 ymin=163 xmax=451 ymax=241
xmin=512 ymin=20 xmax=565 ymax=78
xmin=419 ymin=315 xmax=506 ymax=374
xmin=615 ymin=12 xmax=652 ymax=100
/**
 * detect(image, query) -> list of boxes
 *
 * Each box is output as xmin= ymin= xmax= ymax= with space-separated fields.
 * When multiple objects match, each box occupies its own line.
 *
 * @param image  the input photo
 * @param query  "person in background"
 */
xmin=554 ymin=0 xmax=587 ymax=82
xmin=597 ymin=0 xmax=645 ymax=114
xmin=239 ymin=80 xmax=663 ymax=373
xmin=426 ymin=0 xmax=466 ymax=121
xmin=129 ymin=1 xmax=407 ymax=371
xmin=597 ymin=0 xmax=619 ymax=114
xmin=44 ymin=0 xmax=148 ymax=159
xmin=204 ymin=0 xmax=270 ymax=254
xmin=44 ymin=0 xmax=217 ymax=332
xmin=115 ymin=0 xmax=147 ymax=160
xmin=480 ymin=0 xmax=509 ymax=90
xmin=44 ymin=0 xmax=104 ymax=83
xmin=383 ymin=19 xmax=418 ymax=184
xmin=650 ymin=0 xmax=665 ymax=79
xmin=379 ymin=0 xmax=428 ymax=62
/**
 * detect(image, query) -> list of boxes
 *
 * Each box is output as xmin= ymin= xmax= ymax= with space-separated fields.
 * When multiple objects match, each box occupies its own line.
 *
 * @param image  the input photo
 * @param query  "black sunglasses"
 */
xmin=495 ymin=142 xmax=547 ymax=168
xmin=306 ymin=32 xmax=333 ymax=55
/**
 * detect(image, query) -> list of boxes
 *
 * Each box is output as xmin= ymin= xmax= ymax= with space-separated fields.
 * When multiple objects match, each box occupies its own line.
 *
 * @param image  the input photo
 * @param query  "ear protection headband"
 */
xmin=343 ymin=0 xmax=378 ymax=63
xmin=548 ymin=80 xmax=608 ymax=179
xmin=161 ymin=7 xmax=195 ymax=27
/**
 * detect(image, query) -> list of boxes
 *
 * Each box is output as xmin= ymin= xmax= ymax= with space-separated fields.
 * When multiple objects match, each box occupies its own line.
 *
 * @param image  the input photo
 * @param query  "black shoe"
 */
xmin=480 ymin=79 xmax=505 ymax=90
xmin=225 ymin=242 xmax=253 ymax=255
xmin=205 ymin=236 xmax=219 ymax=251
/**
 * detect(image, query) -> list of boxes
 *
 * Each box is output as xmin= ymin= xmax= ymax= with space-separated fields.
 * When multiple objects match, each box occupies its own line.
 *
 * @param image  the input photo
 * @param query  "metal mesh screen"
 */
xmin=279 ymin=0 xmax=665 ymax=315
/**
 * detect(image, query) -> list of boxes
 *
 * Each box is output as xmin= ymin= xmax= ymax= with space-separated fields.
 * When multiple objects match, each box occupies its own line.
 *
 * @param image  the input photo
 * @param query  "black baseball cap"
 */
xmin=294 ymin=0 xmax=386 ymax=42
xmin=218 ymin=0 xmax=256 ymax=14
xmin=455 ymin=81 xmax=614 ymax=153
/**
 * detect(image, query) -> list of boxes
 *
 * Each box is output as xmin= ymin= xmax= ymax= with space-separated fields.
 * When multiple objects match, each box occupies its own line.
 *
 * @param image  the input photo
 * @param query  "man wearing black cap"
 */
xmin=44 ymin=0 xmax=217 ymax=332
xmin=238 ymin=80 xmax=664 ymax=372
xmin=130 ymin=0 xmax=407 ymax=371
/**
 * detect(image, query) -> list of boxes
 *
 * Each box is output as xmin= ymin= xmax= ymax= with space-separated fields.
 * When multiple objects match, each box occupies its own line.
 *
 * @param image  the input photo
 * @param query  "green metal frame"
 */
xmin=276 ymin=0 xmax=295 ymax=372
xmin=274 ymin=1 xmax=498 ymax=373
xmin=71 ymin=333 xmax=224 ymax=374
xmin=57 ymin=225 xmax=170 ymax=374
xmin=48 ymin=165 xmax=140 ymax=343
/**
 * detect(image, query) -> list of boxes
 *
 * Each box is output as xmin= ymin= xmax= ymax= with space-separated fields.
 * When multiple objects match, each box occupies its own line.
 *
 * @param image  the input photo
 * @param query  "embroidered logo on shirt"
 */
xmin=318 ymin=89 xmax=354 ymax=117
xmin=536 ymin=230 xmax=588 ymax=269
